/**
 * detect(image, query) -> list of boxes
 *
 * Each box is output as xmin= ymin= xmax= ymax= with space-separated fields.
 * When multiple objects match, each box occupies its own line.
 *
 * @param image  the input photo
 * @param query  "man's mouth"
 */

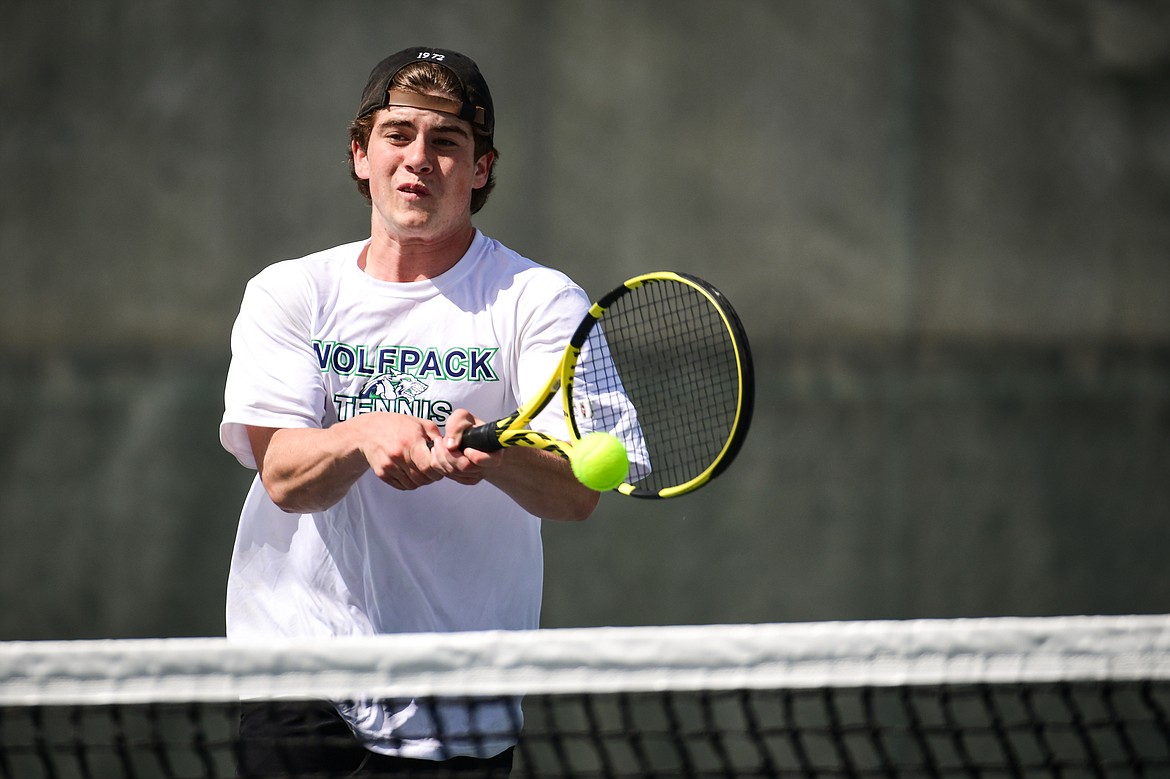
xmin=399 ymin=182 xmax=430 ymax=196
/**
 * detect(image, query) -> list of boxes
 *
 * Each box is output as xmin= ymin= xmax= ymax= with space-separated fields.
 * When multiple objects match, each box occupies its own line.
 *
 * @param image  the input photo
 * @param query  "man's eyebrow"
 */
xmin=375 ymin=116 xmax=471 ymax=138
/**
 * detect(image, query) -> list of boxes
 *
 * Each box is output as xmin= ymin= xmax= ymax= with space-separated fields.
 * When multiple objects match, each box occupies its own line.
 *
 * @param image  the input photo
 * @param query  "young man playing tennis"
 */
xmin=221 ymin=46 xmax=599 ymax=776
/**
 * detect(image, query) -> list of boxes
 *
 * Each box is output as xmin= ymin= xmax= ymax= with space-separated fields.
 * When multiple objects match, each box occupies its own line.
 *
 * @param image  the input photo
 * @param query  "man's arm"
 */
xmin=247 ymin=409 xmax=599 ymax=521
xmin=430 ymin=409 xmax=600 ymax=522
xmin=450 ymin=443 xmax=599 ymax=522
xmin=246 ymin=412 xmax=444 ymax=513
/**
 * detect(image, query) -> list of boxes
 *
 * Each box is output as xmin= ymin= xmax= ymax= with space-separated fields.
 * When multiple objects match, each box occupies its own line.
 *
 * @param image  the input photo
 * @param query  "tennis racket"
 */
xmin=460 ymin=271 xmax=754 ymax=499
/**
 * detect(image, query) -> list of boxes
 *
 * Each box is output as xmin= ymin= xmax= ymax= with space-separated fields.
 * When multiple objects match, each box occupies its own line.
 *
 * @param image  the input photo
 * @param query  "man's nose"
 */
xmin=404 ymin=137 xmax=433 ymax=173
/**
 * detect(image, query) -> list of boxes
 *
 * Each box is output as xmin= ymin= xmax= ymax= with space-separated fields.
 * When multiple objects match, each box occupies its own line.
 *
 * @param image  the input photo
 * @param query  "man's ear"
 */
xmin=473 ymin=151 xmax=495 ymax=189
xmin=352 ymin=139 xmax=371 ymax=181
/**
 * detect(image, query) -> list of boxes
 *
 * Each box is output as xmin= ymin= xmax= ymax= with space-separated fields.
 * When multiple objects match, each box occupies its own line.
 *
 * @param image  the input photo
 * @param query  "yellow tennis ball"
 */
xmin=570 ymin=432 xmax=630 ymax=491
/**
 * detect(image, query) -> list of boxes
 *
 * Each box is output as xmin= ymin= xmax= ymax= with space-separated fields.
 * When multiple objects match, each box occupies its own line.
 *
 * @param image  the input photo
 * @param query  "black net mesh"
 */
xmin=3 ymin=682 xmax=1170 ymax=778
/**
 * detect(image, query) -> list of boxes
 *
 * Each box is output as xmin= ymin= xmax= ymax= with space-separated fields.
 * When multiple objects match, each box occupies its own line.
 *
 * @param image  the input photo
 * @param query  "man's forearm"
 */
xmin=484 ymin=447 xmax=600 ymax=522
xmin=248 ymin=425 xmax=369 ymax=513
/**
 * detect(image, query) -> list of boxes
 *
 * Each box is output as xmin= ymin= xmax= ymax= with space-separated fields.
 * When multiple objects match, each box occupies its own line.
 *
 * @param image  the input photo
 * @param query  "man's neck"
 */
xmin=360 ymin=224 xmax=476 ymax=282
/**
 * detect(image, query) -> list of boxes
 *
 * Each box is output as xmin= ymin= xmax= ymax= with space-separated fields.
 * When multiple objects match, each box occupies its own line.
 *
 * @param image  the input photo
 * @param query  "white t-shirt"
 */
xmin=220 ymin=231 xmax=588 ymax=758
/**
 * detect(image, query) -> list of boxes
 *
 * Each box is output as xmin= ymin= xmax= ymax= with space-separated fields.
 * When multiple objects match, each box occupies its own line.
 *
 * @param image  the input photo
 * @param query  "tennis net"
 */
xmin=1 ymin=615 xmax=1169 ymax=777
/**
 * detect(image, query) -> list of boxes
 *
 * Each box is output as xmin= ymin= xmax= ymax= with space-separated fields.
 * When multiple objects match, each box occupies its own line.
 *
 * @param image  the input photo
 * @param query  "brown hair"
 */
xmin=347 ymin=61 xmax=498 ymax=214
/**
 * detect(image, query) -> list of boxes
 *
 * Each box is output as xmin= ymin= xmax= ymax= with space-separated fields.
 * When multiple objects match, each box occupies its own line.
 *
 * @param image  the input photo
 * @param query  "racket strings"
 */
xmin=572 ymin=280 xmax=743 ymax=493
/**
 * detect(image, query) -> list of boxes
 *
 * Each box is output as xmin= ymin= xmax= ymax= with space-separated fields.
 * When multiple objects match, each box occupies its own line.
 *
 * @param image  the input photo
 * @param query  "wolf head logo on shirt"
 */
xmin=361 ymin=371 xmax=428 ymax=403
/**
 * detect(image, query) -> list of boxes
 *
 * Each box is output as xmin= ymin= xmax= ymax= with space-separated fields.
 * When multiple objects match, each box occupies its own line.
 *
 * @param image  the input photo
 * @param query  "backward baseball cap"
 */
xmin=356 ymin=46 xmax=494 ymax=139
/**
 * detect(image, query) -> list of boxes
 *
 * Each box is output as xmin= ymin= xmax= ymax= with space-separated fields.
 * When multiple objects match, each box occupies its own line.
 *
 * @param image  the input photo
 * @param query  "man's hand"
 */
xmin=427 ymin=408 xmax=503 ymax=485
xmin=355 ymin=413 xmax=446 ymax=491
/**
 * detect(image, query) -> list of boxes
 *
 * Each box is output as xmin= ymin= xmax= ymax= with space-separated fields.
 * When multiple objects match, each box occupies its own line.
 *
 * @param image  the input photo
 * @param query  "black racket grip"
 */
xmin=460 ymin=423 xmax=504 ymax=452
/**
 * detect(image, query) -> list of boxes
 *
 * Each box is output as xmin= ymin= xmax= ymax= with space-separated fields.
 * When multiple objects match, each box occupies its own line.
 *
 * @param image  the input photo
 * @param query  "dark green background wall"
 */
xmin=2 ymin=0 xmax=1168 ymax=639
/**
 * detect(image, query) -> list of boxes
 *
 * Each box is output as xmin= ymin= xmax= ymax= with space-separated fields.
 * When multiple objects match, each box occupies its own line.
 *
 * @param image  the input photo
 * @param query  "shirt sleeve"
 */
xmin=219 ymin=263 xmax=327 ymax=468
xmin=518 ymin=280 xmax=652 ymax=481
xmin=514 ymin=283 xmax=590 ymax=441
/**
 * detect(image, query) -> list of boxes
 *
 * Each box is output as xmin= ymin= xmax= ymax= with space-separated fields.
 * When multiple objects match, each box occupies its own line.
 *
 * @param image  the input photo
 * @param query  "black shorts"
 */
xmin=237 ymin=700 xmax=514 ymax=778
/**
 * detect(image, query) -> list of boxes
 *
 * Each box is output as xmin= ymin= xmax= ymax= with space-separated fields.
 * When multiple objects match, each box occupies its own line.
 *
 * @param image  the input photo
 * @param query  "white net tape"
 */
xmin=3 ymin=614 xmax=1169 ymax=706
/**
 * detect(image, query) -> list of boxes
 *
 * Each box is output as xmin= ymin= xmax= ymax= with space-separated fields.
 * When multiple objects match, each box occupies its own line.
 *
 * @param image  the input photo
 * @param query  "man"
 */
xmin=220 ymin=46 xmax=599 ymax=776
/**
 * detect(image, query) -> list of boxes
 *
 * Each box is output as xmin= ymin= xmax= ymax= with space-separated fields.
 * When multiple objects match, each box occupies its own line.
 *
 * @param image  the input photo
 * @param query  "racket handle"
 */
xmin=461 ymin=423 xmax=504 ymax=452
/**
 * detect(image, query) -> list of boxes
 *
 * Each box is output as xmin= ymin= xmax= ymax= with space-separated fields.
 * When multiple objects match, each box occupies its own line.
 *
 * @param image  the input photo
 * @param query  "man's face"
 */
xmin=352 ymin=103 xmax=493 ymax=243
